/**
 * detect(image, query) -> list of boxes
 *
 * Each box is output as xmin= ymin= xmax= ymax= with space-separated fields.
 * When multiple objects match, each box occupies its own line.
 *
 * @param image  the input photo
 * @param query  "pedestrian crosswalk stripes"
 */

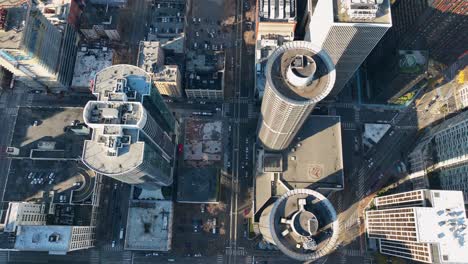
xmin=225 ymin=247 xmax=246 ymax=256
xmin=101 ymin=243 xmax=124 ymax=252
xmin=217 ymin=254 xmax=224 ymax=263
xmin=342 ymin=122 xmax=356 ymax=130
xmin=0 ymin=251 xmax=8 ymax=263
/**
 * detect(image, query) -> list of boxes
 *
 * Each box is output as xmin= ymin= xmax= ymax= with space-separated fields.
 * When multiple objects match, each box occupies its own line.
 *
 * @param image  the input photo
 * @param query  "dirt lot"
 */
xmin=172 ymin=202 xmax=228 ymax=256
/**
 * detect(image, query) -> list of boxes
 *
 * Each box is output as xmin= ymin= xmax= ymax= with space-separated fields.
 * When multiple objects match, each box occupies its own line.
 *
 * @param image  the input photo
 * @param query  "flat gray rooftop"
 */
xmin=10 ymin=107 xmax=89 ymax=159
xmin=282 ymin=115 xmax=343 ymax=190
xmin=125 ymin=200 xmax=173 ymax=251
xmin=176 ymin=168 xmax=219 ymax=203
xmin=14 ymin=225 xmax=72 ymax=253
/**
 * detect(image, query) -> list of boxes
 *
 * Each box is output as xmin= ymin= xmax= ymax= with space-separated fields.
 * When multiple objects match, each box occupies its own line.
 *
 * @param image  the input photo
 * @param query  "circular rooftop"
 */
xmin=266 ymin=41 xmax=336 ymax=103
xmin=268 ymin=189 xmax=339 ymax=261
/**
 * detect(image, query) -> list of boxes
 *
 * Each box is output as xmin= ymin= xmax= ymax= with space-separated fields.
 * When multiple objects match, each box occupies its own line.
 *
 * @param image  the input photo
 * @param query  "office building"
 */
xmin=257 ymin=41 xmax=335 ymax=151
xmin=398 ymin=0 xmax=467 ymax=65
xmin=1 ymin=202 xmax=96 ymax=255
xmin=455 ymin=84 xmax=468 ymax=111
xmin=124 ymin=199 xmax=173 ymax=251
xmin=153 ymin=65 xmax=182 ymax=98
xmin=366 ymin=190 xmax=468 ymax=263
xmin=0 ymin=0 xmax=80 ymax=90
xmin=14 ymin=225 xmax=95 ymax=254
xmin=3 ymin=202 xmax=47 ymax=232
xmin=304 ymin=0 xmax=392 ymax=97
xmin=82 ymin=65 xmax=176 ymax=189
xmin=137 ymin=41 xmax=183 ymax=98
xmin=407 ymin=110 xmax=468 ymax=202
xmin=80 ymin=4 xmax=121 ymax=42
xmin=256 ymin=0 xmax=296 ymax=40
xmin=185 ymin=71 xmax=224 ymax=100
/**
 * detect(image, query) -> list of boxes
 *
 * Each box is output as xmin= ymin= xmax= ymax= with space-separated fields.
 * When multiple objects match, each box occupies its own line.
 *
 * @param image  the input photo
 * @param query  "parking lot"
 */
xmin=3 ymin=159 xmax=96 ymax=204
xmin=147 ymin=0 xmax=185 ymax=40
xmin=172 ymin=202 xmax=227 ymax=256
xmin=185 ymin=0 xmax=234 ymax=54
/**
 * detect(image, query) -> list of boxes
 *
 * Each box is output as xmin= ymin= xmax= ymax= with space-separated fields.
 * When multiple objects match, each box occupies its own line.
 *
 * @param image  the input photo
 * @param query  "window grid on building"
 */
xmin=380 ymin=239 xmax=433 ymax=263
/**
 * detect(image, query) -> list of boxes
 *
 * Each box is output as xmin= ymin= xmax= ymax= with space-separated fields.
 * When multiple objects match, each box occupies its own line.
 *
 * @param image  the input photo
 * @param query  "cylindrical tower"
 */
xmin=258 ymin=189 xmax=339 ymax=262
xmin=258 ymin=41 xmax=335 ymax=151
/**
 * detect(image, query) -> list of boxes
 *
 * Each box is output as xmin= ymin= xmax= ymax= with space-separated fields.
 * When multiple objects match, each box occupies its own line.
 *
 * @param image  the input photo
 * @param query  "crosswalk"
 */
xmin=225 ymin=246 xmax=246 ymax=256
xmin=89 ymin=249 xmax=100 ymax=264
xmin=217 ymin=254 xmax=224 ymax=263
xmin=342 ymin=122 xmax=357 ymax=130
xmin=247 ymin=103 xmax=256 ymax=118
xmin=354 ymin=109 xmax=360 ymax=123
xmin=0 ymin=251 xmax=8 ymax=263
xmin=338 ymin=254 xmax=347 ymax=264
xmin=333 ymin=102 xmax=355 ymax=109
xmin=122 ymin=250 xmax=132 ymax=263
xmin=101 ymin=243 xmax=124 ymax=252
xmin=342 ymin=249 xmax=364 ymax=257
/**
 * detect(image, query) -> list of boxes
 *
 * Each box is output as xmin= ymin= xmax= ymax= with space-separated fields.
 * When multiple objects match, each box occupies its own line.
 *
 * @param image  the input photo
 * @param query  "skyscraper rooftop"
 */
xmin=267 ymin=41 xmax=335 ymax=102
xmin=258 ymin=189 xmax=339 ymax=261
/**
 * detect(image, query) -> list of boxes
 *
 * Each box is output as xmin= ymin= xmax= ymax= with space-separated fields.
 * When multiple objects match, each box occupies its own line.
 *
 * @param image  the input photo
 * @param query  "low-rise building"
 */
xmin=153 ymin=65 xmax=182 ymax=98
xmin=80 ymin=4 xmax=120 ymax=42
xmin=137 ymin=41 xmax=182 ymax=98
xmin=71 ymin=46 xmax=113 ymax=90
xmin=124 ymin=199 xmax=173 ymax=251
xmin=185 ymin=71 xmax=224 ymax=100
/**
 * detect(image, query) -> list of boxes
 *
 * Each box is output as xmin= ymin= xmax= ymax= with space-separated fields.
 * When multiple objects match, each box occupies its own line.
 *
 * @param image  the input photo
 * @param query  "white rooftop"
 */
xmin=415 ymin=190 xmax=468 ymax=263
xmin=14 ymin=225 xmax=72 ymax=253
xmin=82 ymin=127 xmax=144 ymax=176
xmin=83 ymin=101 xmax=145 ymax=128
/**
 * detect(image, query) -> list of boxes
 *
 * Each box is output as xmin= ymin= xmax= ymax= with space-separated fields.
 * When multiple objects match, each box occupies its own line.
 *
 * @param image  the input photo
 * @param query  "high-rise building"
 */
xmin=366 ymin=190 xmax=468 ymax=263
xmin=257 ymin=189 xmax=339 ymax=262
xmin=398 ymin=0 xmax=467 ymax=65
xmin=0 ymin=0 xmax=80 ymax=90
xmin=407 ymin=110 xmax=468 ymax=201
xmin=304 ymin=0 xmax=392 ymax=97
xmin=257 ymin=41 xmax=335 ymax=151
xmin=82 ymin=65 xmax=177 ymax=189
